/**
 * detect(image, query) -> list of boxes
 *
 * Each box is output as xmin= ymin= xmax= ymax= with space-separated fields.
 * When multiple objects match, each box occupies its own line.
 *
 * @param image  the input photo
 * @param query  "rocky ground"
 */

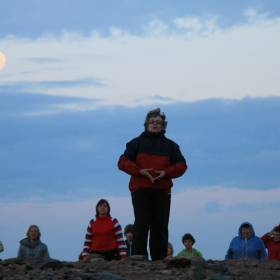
xmin=1 ymin=256 xmax=280 ymax=280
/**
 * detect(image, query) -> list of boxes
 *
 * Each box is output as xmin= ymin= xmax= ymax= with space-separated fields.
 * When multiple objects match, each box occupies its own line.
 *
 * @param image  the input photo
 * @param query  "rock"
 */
xmin=165 ymin=256 xmax=192 ymax=268
xmin=1 ymin=258 xmax=280 ymax=280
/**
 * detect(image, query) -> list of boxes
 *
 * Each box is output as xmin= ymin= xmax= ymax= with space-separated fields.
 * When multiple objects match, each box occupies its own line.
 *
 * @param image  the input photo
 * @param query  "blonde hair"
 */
xmin=26 ymin=225 xmax=41 ymax=240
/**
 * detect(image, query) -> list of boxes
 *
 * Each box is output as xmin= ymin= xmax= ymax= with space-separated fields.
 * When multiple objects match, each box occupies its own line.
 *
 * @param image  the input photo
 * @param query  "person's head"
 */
xmin=95 ymin=199 xmax=110 ymax=217
xmin=240 ymin=223 xmax=251 ymax=239
xmin=182 ymin=233 xmax=195 ymax=250
xmin=144 ymin=108 xmax=167 ymax=134
xmin=26 ymin=225 xmax=41 ymax=241
xmin=167 ymin=242 xmax=174 ymax=257
xmin=272 ymin=225 xmax=280 ymax=242
xmin=124 ymin=224 xmax=134 ymax=242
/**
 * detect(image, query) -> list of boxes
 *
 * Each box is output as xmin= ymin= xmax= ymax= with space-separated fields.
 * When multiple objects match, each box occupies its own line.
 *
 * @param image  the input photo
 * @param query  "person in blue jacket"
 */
xmin=225 ymin=222 xmax=267 ymax=260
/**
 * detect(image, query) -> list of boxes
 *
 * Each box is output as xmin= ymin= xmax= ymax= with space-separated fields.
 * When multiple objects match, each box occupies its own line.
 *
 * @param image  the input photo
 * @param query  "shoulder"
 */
xmin=254 ymin=236 xmax=265 ymax=245
xmin=19 ymin=238 xmax=29 ymax=246
xmin=111 ymin=217 xmax=120 ymax=225
xmin=230 ymin=236 xmax=240 ymax=245
xmin=176 ymin=250 xmax=184 ymax=256
xmin=127 ymin=135 xmax=142 ymax=145
xmin=40 ymin=242 xmax=48 ymax=250
xmin=88 ymin=218 xmax=96 ymax=227
xmin=163 ymin=135 xmax=179 ymax=147
xmin=193 ymin=248 xmax=202 ymax=256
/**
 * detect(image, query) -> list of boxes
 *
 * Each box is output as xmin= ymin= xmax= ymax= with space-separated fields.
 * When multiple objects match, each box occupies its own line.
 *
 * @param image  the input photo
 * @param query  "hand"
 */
xmin=139 ymin=168 xmax=155 ymax=183
xmin=154 ymin=170 xmax=166 ymax=181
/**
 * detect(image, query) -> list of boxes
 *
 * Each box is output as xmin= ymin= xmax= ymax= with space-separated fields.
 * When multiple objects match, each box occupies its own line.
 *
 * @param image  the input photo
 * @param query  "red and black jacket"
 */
xmin=118 ymin=131 xmax=187 ymax=192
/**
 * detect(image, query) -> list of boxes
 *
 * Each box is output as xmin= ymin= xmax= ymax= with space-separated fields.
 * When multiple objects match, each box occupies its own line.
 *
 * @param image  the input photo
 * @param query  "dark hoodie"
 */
xmin=17 ymin=238 xmax=50 ymax=261
xmin=225 ymin=222 xmax=267 ymax=260
xmin=118 ymin=131 xmax=187 ymax=192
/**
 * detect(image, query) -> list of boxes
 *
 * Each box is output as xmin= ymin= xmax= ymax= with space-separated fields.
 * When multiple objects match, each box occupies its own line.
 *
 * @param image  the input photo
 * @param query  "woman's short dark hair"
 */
xmin=95 ymin=199 xmax=111 ymax=217
xmin=144 ymin=108 xmax=167 ymax=132
xmin=182 ymin=233 xmax=195 ymax=245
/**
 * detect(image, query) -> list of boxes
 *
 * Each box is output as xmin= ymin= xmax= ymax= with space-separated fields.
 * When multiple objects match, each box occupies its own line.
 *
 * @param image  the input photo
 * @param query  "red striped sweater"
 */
xmin=82 ymin=216 xmax=127 ymax=257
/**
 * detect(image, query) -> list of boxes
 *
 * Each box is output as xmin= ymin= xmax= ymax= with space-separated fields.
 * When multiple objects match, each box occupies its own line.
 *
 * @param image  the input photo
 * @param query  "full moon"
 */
xmin=0 ymin=52 xmax=7 ymax=70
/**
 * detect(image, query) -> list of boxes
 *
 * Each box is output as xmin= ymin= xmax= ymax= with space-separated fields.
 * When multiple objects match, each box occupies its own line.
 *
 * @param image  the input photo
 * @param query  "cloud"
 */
xmin=0 ymin=12 xmax=280 ymax=107
xmin=243 ymin=8 xmax=271 ymax=23
xmin=173 ymin=15 xmax=219 ymax=35
xmin=0 ymin=97 xmax=279 ymax=199
xmin=1 ymin=186 xmax=279 ymax=261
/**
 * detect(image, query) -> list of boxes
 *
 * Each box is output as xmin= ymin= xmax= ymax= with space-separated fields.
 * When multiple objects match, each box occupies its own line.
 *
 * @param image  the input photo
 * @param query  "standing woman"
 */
xmin=17 ymin=225 xmax=50 ymax=261
xmin=118 ymin=108 xmax=187 ymax=260
xmin=80 ymin=199 xmax=127 ymax=261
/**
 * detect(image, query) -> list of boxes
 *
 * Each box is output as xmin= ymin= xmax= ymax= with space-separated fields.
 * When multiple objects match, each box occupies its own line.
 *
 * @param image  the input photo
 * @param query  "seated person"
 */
xmin=225 ymin=222 xmax=267 ymax=260
xmin=177 ymin=233 xmax=203 ymax=258
xmin=166 ymin=242 xmax=174 ymax=259
xmin=0 ymin=240 xmax=4 ymax=253
xmin=124 ymin=224 xmax=136 ymax=257
xmin=80 ymin=199 xmax=127 ymax=261
xmin=261 ymin=224 xmax=280 ymax=260
xmin=17 ymin=225 xmax=50 ymax=262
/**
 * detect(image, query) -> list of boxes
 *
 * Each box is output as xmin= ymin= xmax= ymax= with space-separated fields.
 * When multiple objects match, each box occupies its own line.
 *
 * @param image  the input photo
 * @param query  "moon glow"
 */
xmin=0 ymin=52 xmax=7 ymax=70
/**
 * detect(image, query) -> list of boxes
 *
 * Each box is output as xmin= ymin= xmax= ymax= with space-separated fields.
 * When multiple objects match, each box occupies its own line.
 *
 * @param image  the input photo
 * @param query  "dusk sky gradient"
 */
xmin=0 ymin=0 xmax=280 ymax=261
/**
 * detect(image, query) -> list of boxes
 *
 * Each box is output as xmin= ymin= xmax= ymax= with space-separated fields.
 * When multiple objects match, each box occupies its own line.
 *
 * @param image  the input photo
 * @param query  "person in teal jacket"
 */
xmin=17 ymin=225 xmax=50 ymax=262
xmin=177 ymin=233 xmax=203 ymax=258
xmin=225 ymin=222 xmax=267 ymax=260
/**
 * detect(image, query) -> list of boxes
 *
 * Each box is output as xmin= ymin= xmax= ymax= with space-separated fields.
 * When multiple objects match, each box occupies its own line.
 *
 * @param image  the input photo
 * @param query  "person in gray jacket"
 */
xmin=0 ymin=240 xmax=4 ymax=253
xmin=17 ymin=225 xmax=50 ymax=261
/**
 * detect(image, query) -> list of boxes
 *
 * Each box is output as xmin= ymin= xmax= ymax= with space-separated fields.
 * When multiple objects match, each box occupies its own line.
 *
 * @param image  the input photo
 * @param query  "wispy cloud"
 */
xmin=1 ymin=11 xmax=280 ymax=108
xmin=173 ymin=15 xmax=219 ymax=35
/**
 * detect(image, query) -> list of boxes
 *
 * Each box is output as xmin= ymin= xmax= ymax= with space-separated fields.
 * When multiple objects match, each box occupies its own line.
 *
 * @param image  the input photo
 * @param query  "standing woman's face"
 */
xmin=28 ymin=227 xmax=39 ymax=241
xmin=97 ymin=203 xmax=109 ymax=216
xmin=147 ymin=116 xmax=164 ymax=134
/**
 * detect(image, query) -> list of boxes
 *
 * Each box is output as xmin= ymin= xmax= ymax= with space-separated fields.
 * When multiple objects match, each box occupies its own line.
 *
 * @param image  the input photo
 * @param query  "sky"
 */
xmin=0 ymin=0 xmax=280 ymax=261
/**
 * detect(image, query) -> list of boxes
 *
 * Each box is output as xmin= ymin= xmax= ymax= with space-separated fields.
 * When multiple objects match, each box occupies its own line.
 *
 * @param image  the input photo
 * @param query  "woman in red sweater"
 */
xmin=261 ymin=224 xmax=280 ymax=261
xmin=80 ymin=199 xmax=127 ymax=261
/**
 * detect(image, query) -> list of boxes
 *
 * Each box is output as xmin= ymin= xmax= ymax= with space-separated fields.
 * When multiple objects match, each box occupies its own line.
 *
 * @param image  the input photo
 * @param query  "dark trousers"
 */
xmin=131 ymin=189 xmax=171 ymax=260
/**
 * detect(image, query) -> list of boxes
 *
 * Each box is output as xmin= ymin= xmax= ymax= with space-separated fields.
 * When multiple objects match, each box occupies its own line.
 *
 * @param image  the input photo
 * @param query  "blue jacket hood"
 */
xmin=238 ymin=222 xmax=255 ymax=239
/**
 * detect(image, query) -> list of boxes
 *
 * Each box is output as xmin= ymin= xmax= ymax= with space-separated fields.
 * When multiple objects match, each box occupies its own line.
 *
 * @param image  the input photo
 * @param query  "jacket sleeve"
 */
xmin=258 ymin=239 xmax=267 ymax=261
xmin=261 ymin=233 xmax=270 ymax=248
xmin=112 ymin=218 xmax=127 ymax=257
xmin=118 ymin=138 xmax=141 ymax=176
xmin=225 ymin=239 xmax=234 ymax=260
xmin=81 ymin=219 xmax=94 ymax=258
xmin=42 ymin=244 xmax=50 ymax=259
xmin=17 ymin=245 xmax=24 ymax=259
xmin=164 ymin=143 xmax=187 ymax=178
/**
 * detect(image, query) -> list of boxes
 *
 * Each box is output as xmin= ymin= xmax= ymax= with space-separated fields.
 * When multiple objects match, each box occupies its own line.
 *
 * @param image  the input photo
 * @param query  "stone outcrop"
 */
xmin=0 ymin=256 xmax=280 ymax=280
